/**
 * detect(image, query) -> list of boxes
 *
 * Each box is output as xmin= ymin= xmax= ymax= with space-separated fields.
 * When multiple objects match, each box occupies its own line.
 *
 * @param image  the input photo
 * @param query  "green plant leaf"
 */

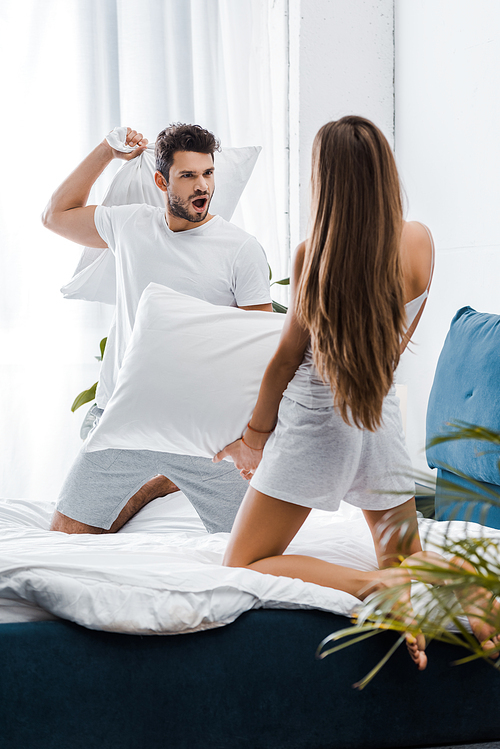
xmin=428 ymin=421 xmax=500 ymax=474
xmin=318 ymin=424 xmax=500 ymax=687
xmin=268 ymin=264 xmax=272 ymax=281
xmin=317 ymin=623 xmax=408 ymax=690
xmin=99 ymin=337 xmax=107 ymax=360
xmin=71 ymin=382 xmax=98 ymax=412
xmin=427 ymin=421 xmax=500 ymax=449
xmin=271 ymin=277 xmax=290 ymax=287
xmin=352 ymin=634 xmax=407 ymax=690
xmin=317 ymin=624 xmax=383 ymax=659
xmin=272 ymin=300 xmax=288 ymax=314
xmin=321 ymin=550 xmax=500 ymax=686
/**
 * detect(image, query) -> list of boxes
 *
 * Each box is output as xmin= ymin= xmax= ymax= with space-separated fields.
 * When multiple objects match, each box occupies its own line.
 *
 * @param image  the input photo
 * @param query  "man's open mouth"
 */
xmin=192 ymin=197 xmax=208 ymax=212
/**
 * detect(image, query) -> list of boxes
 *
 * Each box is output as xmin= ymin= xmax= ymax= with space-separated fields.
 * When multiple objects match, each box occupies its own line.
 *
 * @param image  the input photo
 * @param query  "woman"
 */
xmin=214 ymin=116 xmax=497 ymax=668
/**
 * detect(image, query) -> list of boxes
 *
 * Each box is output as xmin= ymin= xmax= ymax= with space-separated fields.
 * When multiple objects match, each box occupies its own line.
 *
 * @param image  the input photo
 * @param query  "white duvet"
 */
xmin=0 ymin=493 xmax=497 ymax=635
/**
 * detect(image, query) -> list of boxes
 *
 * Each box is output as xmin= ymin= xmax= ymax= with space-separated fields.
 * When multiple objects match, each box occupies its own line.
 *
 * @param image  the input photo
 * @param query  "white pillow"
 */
xmin=61 ymin=137 xmax=262 ymax=304
xmin=84 ymin=284 xmax=284 ymax=458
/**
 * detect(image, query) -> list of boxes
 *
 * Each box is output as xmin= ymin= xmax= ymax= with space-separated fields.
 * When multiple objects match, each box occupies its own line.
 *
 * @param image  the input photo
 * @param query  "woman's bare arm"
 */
xmin=213 ymin=242 xmax=310 ymax=475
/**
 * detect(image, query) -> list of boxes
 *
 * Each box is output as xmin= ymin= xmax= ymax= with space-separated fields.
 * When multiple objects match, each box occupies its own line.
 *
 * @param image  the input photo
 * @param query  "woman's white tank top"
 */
xmin=284 ymin=224 xmax=435 ymax=409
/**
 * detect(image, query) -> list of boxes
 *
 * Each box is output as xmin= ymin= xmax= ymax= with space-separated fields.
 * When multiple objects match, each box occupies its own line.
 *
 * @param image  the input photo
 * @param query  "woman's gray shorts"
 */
xmin=250 ymin=393 xmax=415 ymax=512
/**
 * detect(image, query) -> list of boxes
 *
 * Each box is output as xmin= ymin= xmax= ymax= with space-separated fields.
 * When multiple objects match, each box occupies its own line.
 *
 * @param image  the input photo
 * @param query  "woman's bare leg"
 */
xmin=225 ymin=486 xmax=397 ymax=595
xmin=361 ymin=499 xmax=426 ymax=668
xmin=362 ymin=498 xmax=423 ymax=569
xmin=224 ymin=487 xmax=427 ymax=669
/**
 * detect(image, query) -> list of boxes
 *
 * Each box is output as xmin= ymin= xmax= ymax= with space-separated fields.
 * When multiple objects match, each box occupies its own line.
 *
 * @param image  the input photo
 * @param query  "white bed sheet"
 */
xmin=0 ymin=494 xmax=497 ymax=635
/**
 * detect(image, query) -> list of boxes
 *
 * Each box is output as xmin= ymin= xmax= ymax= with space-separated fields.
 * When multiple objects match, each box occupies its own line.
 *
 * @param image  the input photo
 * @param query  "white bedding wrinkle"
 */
xmin=0 ymin=494 xmax=360 ymax=632
xmin=0 ymin=493 xmax=498 ymax=633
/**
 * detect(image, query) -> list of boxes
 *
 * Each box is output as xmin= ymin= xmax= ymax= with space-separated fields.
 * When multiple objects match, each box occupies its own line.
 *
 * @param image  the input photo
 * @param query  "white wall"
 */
xmin=292 ymin=1 xmax=500 ymax=484
xmin=289 ymin=0 xmax=395 ymax=250
xmin=395 ymin=0 xmax=500 ymax=481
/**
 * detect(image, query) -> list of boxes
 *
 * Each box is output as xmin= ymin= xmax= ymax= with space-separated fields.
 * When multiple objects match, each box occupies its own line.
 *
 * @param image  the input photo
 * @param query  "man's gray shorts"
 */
xmin=57 ymin=408 xmax=247 ymax=533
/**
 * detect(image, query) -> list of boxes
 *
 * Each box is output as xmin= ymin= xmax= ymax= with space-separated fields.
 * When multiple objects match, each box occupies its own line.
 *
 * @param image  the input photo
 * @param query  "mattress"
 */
xmin=0 ymin=492 xmax=497 ymax=634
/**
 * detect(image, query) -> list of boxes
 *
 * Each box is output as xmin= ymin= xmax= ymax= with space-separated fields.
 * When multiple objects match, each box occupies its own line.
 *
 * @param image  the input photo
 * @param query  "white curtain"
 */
xmin=0 ymin=0 xmax=288 ymax=501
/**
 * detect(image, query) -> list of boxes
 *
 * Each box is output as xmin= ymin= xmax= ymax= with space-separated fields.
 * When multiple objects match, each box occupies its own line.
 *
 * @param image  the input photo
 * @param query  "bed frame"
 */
xmin=2 ymin=609 xmax=500 ymax=749
xmin=5 ymin=306 xmax=500 ymax=748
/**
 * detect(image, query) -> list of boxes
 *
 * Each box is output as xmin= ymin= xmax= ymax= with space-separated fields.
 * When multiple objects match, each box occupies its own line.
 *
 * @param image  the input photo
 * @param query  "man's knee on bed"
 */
xmin=50 ymin=509 xmax=107 ymax=534
xmin=51 ymin=475 xmax=179 ymax=534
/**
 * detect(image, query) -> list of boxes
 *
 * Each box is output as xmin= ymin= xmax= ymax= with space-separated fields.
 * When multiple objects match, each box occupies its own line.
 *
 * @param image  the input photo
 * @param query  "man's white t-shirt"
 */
xmin=94 ymin=204 xmax=272 ymax=408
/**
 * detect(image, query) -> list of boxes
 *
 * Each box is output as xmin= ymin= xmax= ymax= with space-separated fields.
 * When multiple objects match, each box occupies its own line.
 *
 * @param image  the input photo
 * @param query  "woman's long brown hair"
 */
xmin=296 ymin=116 xmax=405 ymax=432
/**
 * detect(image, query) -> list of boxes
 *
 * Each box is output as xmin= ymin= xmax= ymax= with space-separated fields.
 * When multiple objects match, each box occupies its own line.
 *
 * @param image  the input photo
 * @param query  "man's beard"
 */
xmin=167 ymin=187 xmax=213 ymax=223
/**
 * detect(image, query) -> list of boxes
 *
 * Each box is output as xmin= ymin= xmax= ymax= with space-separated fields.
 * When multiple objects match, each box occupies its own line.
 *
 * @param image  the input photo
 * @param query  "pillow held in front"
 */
xmin=85 ymin=283 xmax=284 ymax=459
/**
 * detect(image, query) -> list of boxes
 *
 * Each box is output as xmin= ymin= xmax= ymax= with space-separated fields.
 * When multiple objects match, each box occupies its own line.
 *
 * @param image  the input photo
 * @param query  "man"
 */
xmin=43 ymin=124 xmax=272 ymax=535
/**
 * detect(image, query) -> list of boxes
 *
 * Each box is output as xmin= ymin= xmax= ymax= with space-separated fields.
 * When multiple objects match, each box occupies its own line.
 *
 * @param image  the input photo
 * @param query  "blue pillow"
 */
xmin=426 ymin=306 xmax=500 ymax=486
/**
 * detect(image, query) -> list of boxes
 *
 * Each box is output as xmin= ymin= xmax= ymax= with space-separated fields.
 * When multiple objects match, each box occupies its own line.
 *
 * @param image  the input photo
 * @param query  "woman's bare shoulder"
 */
xmin=402 ymin=220 xmax=432 ymax=244
xmin=292 ymin=240 xmax=308 ymax=278
xmin=401 ymin=221 xmax=434 ymax=298
xmin=295 ymin=240 xmax=307 ymax=259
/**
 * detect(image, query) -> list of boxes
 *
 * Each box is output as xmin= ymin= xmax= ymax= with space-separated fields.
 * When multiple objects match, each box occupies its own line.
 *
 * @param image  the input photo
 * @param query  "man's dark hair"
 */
xmin=155 ymin=123 xmax=221 ymax=182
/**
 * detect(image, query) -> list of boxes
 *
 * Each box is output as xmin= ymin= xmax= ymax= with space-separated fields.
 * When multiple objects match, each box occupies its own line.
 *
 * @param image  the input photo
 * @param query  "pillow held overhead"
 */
xmin=61 ymin=126 xmax=261 ymax=304
xmin=85 ymin=284 xmax=284 ymax=459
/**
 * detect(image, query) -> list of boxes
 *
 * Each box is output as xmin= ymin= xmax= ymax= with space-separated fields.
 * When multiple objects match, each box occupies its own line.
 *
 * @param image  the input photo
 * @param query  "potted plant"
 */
xmin=318 ymin=422 xmax=500 ymax=689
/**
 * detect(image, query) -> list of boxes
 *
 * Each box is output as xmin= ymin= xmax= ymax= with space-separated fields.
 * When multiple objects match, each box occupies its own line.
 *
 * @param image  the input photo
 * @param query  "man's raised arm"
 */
xmin=42 ymin=128 xmax=147 ymax=248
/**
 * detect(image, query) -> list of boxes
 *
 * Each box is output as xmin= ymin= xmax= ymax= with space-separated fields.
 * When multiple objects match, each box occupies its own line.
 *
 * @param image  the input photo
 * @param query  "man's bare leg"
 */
xmin=50 ymin=474 xmax=178 ymax=534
